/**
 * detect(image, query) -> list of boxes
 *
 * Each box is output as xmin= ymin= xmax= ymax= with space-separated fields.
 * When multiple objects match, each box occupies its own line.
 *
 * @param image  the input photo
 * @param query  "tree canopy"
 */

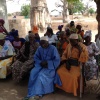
xmin=68 ymin=0 xmax=85 ymax=15
xmin=21 ymin=4 xmax=30 ymax=17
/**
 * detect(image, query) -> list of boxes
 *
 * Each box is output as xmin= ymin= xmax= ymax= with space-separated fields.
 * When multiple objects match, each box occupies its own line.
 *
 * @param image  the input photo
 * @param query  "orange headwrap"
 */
xmin=32 ymin=25 xmax=38 ymax=34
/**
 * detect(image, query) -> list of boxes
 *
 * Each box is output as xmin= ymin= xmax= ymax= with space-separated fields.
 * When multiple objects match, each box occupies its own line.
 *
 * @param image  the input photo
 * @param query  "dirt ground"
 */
xmin=0 ymin=75 xmax=98 ymax=100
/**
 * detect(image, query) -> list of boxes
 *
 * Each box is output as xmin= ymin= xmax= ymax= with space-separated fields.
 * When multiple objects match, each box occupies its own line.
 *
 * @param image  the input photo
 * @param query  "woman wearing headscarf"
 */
xmin=56 ymin=34 xmax=88 ymax=96
xmin=12 ymin=33 xmax=39 ymax=82
xmin=45 ymin=28 xmax=58 ymax=46
xmin=76 ymin=24 xmax=84 ymax=39
xmin=84 ymin=30 xmax=99 ymax=81
xmin=0 ymin=34 xmax=15 ymax=79
xmin=57 ymin=33 xmax=69 ymax=56
xmin=0 ymin=19 xmax=8 ymax=35
xmin=56 ymin=25 xmax=64 ymax=36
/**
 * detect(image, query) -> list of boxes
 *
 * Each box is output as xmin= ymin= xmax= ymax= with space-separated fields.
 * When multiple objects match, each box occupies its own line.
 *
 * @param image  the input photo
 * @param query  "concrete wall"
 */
xmin=8 ymin=18 xmax=31 ymax=38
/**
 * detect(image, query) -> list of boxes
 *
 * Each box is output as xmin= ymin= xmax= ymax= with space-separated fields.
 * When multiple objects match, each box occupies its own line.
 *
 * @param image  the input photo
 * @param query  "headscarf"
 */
xmin=10 ymin=30 xmax=19 ymax=37
xmin=40 ymin=36 xmax=48 ymax=41
xmin=69 ymin=34 xmax=78 ymax=39
xmin=84 ymin=30 xmax=92 ymax=38
xmin=0 ymin=19 xmax=5 ymax=25
xmin=58 ymin=25 xmax=63 ymax=30
xmin=33 ymin=25 xmax=38 ymax=34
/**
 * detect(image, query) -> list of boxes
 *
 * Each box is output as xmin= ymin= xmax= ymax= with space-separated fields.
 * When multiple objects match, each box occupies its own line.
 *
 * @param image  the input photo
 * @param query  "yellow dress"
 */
xmin=0 ymin=45 xmax=13 ymax=79
xmin=57 ymin=43 xmax=88 ymax=96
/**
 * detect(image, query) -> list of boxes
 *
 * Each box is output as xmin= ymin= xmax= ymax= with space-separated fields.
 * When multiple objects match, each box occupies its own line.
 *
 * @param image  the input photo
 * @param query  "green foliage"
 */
xmin=68 ymin=0 xmax=85 ymax=15
xmin=88 ymin=8 xmax=95 ymax=15
xmin=21 ymin=4 xmax=30 ymax=17
xmin=67 ymin=0 xmax=79 ymax=2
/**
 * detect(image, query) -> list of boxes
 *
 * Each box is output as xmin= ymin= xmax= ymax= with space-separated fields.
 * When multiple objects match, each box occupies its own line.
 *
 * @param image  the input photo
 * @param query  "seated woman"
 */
xmin=57 ymin=33 xmax=69 ymax=56
xmin=12 ymin=36 xmax=23 ymax=52
xmin=56 ymin=34 xmax=88 ymax=96
xmin=45 ymin=28 xmax=58 ymax=46
xmin=0 ymin=34 xmax=15 ymax=79
xmin=84 ymin=30 xmax=99 ymax=81
xmin=12 ymin=33 xmax=39 ymax=82
xmin=56 ymin=25 xmax=64 ymax=36
xmin=76 ymin=25 xmax=84 ymax=39
xmin=0 ymin=19 xmax=8 ymax=35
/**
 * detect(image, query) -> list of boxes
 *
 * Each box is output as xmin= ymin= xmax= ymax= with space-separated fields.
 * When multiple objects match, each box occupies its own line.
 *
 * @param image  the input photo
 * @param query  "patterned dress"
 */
xmin=84 ymin=42 xmax=99 ymax=81
xmin=0 ymin=40 xmax=15 ymax=79
xmin=12 ymin=42 xmax=39 ymax=82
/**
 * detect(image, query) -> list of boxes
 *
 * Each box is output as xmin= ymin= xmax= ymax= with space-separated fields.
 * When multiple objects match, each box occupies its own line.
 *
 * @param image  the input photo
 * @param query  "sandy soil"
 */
xmin=0 ymin=76 xmax=98 ymax=100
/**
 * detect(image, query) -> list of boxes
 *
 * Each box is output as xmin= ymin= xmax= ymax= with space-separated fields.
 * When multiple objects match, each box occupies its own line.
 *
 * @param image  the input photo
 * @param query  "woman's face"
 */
xmin=46 ymin=32 xmax=51 ymax=36
xmin=70 ymin=39 xmax=78 ymax=47
xmin=29 ymin=35 xmax=35 ymax=43
xmin=85 ymin=36 xmax=91 ymax=43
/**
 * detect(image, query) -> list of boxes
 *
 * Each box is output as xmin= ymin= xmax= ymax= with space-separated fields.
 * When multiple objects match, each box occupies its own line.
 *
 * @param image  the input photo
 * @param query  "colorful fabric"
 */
xmin=5 ymin=35 xmax=14 ymax=42
xmin=84 ymin=42 xmax=99 ymax=81
xmin=56 ymin=42 xmax=88 ymax=96
xmin=0 ymin=40 xmax=15 ymax=79
xmin=57 ymin=40 xmax=69 ymax=56
xmin=70 ymin=27 xmax=77 ymax=33
xmin=27 ymin=45 xmax=61 ymax=98
xmin=0 ymin=40 xmax=15 ymax=57
xmin=13 ymin=41 xmax=22 ymax=50
xmin=10 ymin=30 xmax=19 ymax=37
xmin=0 ymin=57 xmax=13 ymax=78
xmin=12 ymin=42 xmax=39 ymax=82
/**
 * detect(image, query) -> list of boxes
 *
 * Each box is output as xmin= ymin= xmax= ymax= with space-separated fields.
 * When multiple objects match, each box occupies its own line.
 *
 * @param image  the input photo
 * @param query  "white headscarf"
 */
xmin=69 ymin=34 xmax=78 ymax=39
xmin=84 ymin=30 xmax=92 ymax=38
xmin=40 ymin=36 xmax=48 ymax=41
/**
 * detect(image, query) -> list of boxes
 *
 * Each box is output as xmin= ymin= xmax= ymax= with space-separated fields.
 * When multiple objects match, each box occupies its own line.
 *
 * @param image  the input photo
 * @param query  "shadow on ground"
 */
xmin=0 ymin=76 xmax=98 ymax=100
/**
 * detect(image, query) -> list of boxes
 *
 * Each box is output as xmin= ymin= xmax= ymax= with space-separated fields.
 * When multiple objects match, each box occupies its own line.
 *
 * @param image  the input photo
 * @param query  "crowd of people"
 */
xmin=0 ymin=19 xmax=100 ymax=100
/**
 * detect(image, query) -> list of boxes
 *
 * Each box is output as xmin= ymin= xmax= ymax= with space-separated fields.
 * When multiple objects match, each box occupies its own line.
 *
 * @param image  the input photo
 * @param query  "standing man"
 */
xmin=23 ymin=36 xmax=61 ymax=100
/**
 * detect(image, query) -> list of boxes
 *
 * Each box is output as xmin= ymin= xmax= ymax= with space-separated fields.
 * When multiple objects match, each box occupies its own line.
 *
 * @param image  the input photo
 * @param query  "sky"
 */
xmin=7 ymin=0 xmax=58 ymax=13
xmin=7 ymin=0 xmax=96 ymax=14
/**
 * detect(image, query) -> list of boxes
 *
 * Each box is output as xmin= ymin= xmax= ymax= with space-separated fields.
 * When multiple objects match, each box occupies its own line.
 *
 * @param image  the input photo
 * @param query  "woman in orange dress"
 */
xmin=57 ymin=34 xmax=88 ymax=96
xmin=57 ymin=33 xmax=69 ymax=56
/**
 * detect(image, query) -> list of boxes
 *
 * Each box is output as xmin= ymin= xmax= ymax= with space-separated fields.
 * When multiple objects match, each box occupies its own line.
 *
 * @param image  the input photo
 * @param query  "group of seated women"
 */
xmin=0 ymin=19 xmax=100 ymax=100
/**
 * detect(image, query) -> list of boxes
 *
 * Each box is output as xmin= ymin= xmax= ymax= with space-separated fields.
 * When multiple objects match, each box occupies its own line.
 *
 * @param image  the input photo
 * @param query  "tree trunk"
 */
xmin=94 ymin=0 xmax=100 ymax=34
xmin=63 ymin=0 xmax=68 ymax=23
xmin=30 ymin=0 xmax=38 ymax=29
xmin=0 ymin=0 xmax=9 ymax=31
